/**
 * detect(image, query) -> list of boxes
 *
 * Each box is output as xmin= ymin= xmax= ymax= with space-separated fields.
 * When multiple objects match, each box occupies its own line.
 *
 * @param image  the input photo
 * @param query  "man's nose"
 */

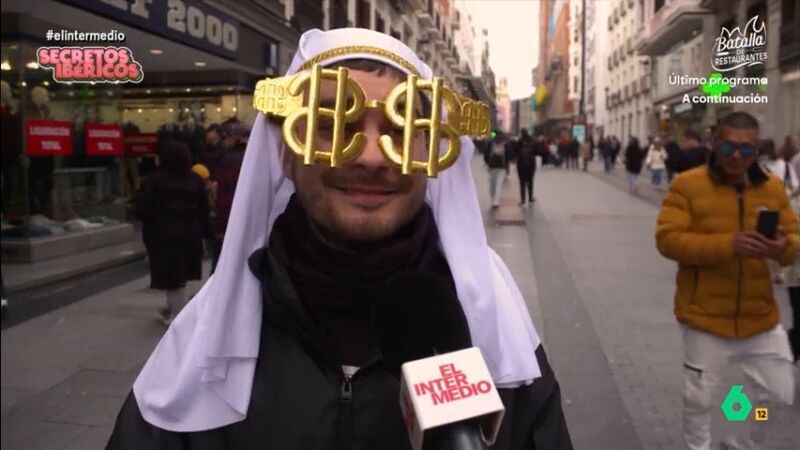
xmin=351 ymin=122 xmax=391 ymax=171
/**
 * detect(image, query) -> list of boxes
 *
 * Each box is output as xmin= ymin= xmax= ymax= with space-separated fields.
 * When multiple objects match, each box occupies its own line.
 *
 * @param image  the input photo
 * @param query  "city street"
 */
xmin=2 ymin=157 xmax=798 ymax=449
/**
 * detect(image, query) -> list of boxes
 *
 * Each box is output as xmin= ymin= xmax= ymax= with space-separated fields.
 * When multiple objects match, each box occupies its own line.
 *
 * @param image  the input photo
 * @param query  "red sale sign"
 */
xmin=85 ymin=123 xmax=122 ymax=156
xmin=123 ymin=132 xmax=158 ymax=155
xmin=25 ymin=119 xmax=73 ymax=156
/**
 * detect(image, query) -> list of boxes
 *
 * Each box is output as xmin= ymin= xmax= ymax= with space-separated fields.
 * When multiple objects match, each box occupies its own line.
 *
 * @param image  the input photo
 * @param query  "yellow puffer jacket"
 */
xmin=656 ymin=162 xmax=798 ymax=339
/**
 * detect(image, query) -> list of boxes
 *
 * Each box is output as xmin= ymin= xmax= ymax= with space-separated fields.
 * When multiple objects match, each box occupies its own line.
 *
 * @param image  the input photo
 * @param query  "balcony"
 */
xmin=635 ymin=0 xmax=711 ymax=56
xmin=416 ymin=0 xmax=435 ymax=28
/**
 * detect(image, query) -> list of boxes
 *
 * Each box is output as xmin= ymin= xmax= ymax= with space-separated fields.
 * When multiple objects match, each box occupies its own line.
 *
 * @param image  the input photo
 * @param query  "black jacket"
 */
xmin=674 ymin=146 xmax=709 ymax=174
xmin=107 ymin=248 xmax=572 ymax=450
xmin=136 ymin=169 xmax=210 ymax=242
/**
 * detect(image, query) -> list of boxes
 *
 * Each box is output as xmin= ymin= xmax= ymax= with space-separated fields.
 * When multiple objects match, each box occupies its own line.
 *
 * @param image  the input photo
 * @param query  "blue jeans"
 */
xmin=651 ymin=169 xmax=664 ymax=187
xmin=628 ymin=173 xmax=639 ymax=191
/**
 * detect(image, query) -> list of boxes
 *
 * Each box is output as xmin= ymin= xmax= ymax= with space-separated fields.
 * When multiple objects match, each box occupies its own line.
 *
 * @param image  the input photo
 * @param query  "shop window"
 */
xmin=1 ymin=40 xmax=128 ymax=243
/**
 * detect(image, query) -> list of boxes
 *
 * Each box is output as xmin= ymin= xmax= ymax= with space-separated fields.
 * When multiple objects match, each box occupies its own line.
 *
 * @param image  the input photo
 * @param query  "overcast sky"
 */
xmin=468 ymin=0 xmax=540 ymax=100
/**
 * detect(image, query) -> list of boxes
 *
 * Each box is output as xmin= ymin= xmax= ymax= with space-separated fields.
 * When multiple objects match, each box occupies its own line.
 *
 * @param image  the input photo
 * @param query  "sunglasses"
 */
xmin=717 ymin=141 xmax=757 ymax=157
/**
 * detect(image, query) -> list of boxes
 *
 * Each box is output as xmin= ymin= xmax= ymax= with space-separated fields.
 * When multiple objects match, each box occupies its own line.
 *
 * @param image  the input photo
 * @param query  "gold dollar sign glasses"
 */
xmin=252 ymin=63 xmax=490 ymax=178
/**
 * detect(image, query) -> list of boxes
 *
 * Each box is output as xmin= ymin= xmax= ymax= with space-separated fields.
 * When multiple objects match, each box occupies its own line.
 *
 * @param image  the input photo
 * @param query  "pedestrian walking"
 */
xmin=610 ymin=136 xmax=621 ymax=170
xmin=198 ymin=124 xmax=226 ymax=175
xmin=568 ymin=136 xmax=580 ymax=170
xmin=624 ymin=137 xmax=645 ymax=193
xmin=599 ymin=136 xmax=613 ymax=172
xmin=557 ymin=134 xmax=570 ymax=169
xmin=549 ymin=138 xmax=559 ymax=168
xmin=485 ymin=132 xmax=508 ymax=208
xmin=108 ymin=27 xmax=571 ymax=449
xmin=656 ymin=112 xmax=798 ymax=450
xmin=644 ymin=137 xmax=668 ymax=189
xmin=579 ymin=139 xmax=591 ymax=172
xmin=136 ymin=141 xmax=210 ymax=325
xmin=208 ymin=122 xmax=247 ymax=274
xmin=782 ymin=136 xmax=800 ymax=361
xmin=191 ymin=163 xmax=217 ymax=269
xmin=675 ymin=130 xmax=710 ymax=174
xmin=664 ymin=137 xmax=681 ymax=183
xmin=516 ymin=128 xmax=536 ymax=204
xmin=504 ymin=135 xmax=517 ymax=176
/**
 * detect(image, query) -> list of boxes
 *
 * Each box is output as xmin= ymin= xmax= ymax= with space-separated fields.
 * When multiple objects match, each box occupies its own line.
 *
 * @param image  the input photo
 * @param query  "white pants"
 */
xmin=682 ymin=324 xmax=795 ymax=450
xmin=489 ymin=168 xmax=505 ymax=207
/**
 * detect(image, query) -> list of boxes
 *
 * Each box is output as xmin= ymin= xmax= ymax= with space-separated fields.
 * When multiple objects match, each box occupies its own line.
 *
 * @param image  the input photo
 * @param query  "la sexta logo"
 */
xmin=712 ymin=15 xmax=767 ymax=72
xmin=36 ymin=46 xmax=144 ymax=84
xmin=413 ymin=363 xmax=493 ymax=406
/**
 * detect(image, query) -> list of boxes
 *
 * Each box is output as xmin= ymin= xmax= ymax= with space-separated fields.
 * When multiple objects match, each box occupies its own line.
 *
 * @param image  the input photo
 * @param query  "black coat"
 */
xmin=136 ymin=169 xmax=210 ymax=243
xmin=674 ymin=146 xmax=709 ymax=174
xmin=107 ymin=248 xmax=572 ymax=450
xmin=624 ymin=144 xmax=646 ymax=175
xmin=136 ymin=169 xmax=210 ymax=289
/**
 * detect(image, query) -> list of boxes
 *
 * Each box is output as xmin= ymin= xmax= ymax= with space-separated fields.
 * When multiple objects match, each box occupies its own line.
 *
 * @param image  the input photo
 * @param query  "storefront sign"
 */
xmin=85 ymin=123 xmax=123 ymax=156
xmin=571 ymin=124 xmax=586 ymax=144
xmin=25 ymin=119 xmax=73 ymax=156
xmin=123 ymin=132 xmax=158 ymax=155
xmin=60 ymin=0 xmax=240 ymax=59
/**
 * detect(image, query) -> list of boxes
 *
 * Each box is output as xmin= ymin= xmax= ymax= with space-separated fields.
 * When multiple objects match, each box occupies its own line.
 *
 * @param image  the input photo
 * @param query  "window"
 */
xmin=330 ymin=0 xmax=349 ymax=28
xmin=783 ymin=0 xmax=796 ymax=24
xmin=391 ymin=28 xmax=401 ymax=41
xmin=356 ymin=1 xmax=370 ymax=29
xmin=574 ymin=76 xmax=579 ymax=93
xmin=265 ymin=41 xmax=279 ymax=75
xmin=654 ymin=0 xmax=666 ymax=13
xmin=375 ymin=13 xmax=385 ymax=33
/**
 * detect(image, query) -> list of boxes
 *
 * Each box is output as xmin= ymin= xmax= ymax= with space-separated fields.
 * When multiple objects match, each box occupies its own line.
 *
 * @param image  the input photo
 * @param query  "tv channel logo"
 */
xmin=721 ymin=385 xmax=768 ymax=421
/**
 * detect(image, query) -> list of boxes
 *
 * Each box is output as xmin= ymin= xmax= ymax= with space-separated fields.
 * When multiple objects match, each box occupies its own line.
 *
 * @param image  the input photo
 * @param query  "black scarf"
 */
xmin=268 ymin=195 xmax=452 ymax=366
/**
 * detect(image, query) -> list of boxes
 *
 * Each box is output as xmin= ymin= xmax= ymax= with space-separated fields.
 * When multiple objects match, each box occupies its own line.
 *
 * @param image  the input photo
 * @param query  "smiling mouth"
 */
xmin=335 ymin=186 xmax=397 ymax=196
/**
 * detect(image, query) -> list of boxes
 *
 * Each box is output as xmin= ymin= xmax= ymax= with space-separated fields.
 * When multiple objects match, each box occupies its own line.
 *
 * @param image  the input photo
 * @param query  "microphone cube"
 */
xmin=399 ymin=347 xmax=505 ymax=450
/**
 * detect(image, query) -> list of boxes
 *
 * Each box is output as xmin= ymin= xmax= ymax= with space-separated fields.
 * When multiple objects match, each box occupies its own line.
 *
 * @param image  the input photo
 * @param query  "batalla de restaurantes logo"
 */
xmin=712 ymin=15 xmax=767 ymax=72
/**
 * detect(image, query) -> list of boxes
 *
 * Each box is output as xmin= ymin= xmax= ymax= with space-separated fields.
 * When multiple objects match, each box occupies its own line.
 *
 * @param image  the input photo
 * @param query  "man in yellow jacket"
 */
xmin=656 ymin=112 xmax=798 ymax=450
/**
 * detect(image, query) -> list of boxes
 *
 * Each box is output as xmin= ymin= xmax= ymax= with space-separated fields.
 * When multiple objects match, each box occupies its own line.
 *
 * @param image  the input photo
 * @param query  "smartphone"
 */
xmin=756 ymin=210 xmax=779 ymax=240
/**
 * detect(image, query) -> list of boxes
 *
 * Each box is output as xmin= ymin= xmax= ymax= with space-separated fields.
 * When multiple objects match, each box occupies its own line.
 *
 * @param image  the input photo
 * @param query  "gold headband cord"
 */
xmin=252 ymin=63 xmax=490 ymax=178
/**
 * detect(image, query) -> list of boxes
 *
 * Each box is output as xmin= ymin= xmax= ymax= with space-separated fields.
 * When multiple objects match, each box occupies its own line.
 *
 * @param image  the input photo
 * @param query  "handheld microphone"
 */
xmin=373 ymin=272 xmax=505 ymax=450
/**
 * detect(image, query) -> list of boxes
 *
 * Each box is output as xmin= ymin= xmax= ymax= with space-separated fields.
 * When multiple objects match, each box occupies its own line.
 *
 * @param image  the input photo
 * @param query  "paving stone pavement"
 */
xmin=3 ymin=156 xmax=797 ymax=449
xmin=531 ymin=161 xmax=800 ymax=450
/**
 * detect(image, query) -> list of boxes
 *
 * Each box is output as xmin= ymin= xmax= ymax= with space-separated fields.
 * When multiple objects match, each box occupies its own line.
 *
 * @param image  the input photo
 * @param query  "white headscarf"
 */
xmin=133 ymin=28 xmax=541 ymax=432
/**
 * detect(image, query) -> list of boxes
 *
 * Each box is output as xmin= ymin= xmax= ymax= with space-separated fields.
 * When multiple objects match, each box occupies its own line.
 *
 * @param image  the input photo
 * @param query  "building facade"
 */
xmin=636 ymin=0 xmax=799 ymax=143
xmin=534 ymin=0 xmax=574 ymax=138
xmin=604 ymin=0 xmax=653 ymax=145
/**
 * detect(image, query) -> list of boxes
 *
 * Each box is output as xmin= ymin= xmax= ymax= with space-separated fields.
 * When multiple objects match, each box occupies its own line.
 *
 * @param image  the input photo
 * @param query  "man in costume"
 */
xmin=107 ymin=28 xmax=572 ymax=449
